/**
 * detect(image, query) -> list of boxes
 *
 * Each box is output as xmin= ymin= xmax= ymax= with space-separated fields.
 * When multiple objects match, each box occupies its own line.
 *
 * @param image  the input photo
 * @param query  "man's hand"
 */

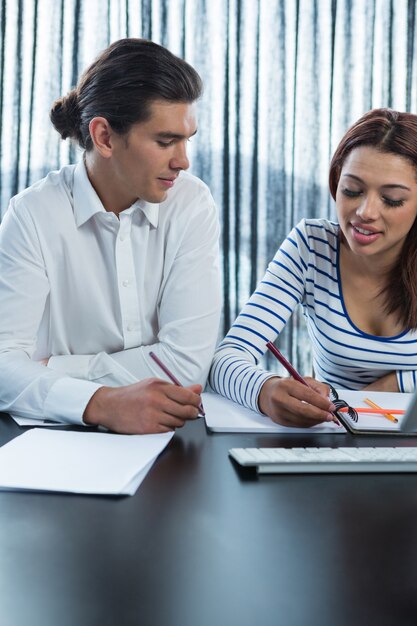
xmin=83 ymin=378 xmax=203 ymax=434
xmin=258 ymin=376 xmax=336 ymax=428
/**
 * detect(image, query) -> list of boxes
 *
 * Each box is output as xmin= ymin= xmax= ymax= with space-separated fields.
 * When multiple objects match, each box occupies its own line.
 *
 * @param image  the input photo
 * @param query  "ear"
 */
xmin=88 ymin=117 xmax=114 ymax=158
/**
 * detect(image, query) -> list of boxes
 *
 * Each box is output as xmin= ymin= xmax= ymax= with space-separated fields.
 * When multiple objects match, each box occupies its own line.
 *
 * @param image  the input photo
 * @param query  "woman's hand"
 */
xmin=258 ymin=376 xmax=336 ymax=428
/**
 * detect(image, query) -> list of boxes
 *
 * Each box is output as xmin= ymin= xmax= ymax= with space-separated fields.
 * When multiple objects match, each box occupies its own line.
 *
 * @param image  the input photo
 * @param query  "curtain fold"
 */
xmin=1 ymin=0 xmax=416 ymax=374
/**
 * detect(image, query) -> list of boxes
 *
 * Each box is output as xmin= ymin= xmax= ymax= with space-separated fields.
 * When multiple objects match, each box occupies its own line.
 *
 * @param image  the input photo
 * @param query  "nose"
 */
xmin=169 ymin=142 xmax=190 ymax=171
xmin=355 ymin=194 xmax=380 ymax=221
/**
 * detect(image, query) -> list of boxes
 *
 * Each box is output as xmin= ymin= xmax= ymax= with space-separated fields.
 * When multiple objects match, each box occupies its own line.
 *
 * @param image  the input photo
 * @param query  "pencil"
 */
xmin=363 ymin=397 xmax=398 ymax=423
xmin=266 ymin=342 xmax=306 ymax=385
xmin=149 ymin=351 xmax=205 ymax=417
xmin=338 ymin=407 xmax=404 ymax=416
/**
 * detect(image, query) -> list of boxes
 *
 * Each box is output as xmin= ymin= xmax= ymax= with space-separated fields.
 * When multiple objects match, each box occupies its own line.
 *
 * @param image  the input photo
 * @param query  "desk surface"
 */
xmin=1 ymin=413 xmax=417 ymax=626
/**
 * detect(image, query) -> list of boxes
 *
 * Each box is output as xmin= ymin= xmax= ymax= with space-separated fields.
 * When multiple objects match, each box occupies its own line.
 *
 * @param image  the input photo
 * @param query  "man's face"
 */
xmin=109 ymin=100 xmax=197 ymax=207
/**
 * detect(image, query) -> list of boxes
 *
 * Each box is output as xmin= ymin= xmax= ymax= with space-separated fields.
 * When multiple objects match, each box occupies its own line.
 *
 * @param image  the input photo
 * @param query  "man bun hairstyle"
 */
xmin=50 ymin=38 xmax=203 ymax=151
xmin=50 ymin=90 xmax=83 ymax=144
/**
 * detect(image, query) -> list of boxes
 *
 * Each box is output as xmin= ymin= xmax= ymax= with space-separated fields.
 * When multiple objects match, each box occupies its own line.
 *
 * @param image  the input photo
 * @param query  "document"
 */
xmin=203 ymin=392 xmax=343 ymax=433
xmin=0 ymin=429 xmax=174 ymax=495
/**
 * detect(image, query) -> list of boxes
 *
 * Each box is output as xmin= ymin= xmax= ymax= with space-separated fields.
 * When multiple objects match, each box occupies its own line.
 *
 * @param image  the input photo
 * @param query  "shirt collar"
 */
xmin=73 ymin=158 xmax=160 ymax=228
xmin=128 ymin=198 xmax=160 ymax=228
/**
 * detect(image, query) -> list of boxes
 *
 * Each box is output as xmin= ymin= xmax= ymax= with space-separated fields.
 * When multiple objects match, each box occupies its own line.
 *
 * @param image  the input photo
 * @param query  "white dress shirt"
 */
xmin=0 ymin=160 xmax=221 ymax=424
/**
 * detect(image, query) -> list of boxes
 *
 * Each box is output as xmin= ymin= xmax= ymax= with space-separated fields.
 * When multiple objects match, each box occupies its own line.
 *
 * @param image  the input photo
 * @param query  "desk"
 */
xmin=1 ymin=412 xmax=417 ymax=626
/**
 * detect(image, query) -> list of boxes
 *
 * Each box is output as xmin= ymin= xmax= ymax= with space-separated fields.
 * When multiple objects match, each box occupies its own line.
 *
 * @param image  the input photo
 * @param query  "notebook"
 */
xmin=203 ymin=392 xmax=343 ymax=433
xmin=203 ymin=390 xmax=414 ymax=435
xmin=334 ymin=389 xmax=414 ymax=435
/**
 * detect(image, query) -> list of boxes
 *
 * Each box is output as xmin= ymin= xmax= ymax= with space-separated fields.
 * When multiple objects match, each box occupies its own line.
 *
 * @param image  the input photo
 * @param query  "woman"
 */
xmin=209 ymin=108 xmax=417 ymax=428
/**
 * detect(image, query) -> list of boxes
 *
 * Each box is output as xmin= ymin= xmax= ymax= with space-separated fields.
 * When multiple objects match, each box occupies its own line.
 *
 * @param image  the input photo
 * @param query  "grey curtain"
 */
xmin=1 ymin=0 xmax=416 ymax=374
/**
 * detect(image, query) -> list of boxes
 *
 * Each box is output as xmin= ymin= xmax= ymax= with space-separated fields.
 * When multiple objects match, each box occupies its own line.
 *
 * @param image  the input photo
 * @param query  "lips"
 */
xmin=351 ymin=223 xmax=380 ymax=235
xmin=350 ymin=222 xmax=382 ymax=245
xmin=157 ymin=176 xmax=177 ymax=189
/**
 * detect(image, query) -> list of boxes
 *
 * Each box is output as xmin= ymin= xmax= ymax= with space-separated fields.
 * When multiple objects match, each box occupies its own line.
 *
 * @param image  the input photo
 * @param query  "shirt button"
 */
xmin=127 ymin=323 xmax=135 ymax=332
xmin=119 ymin=234 xmax=126 ymax=241
xmin=122 ymin=279 xmax=130 ymax=287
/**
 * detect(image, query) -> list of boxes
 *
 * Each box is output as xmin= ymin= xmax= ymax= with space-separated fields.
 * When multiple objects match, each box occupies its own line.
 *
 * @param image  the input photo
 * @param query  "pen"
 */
xmin=363 ymin=397 xmax=398 ymax=423
xmin=265 ymin=341 xmax=339 ymax=425
xmin=149 ymin=351 xmax=205 ymax=417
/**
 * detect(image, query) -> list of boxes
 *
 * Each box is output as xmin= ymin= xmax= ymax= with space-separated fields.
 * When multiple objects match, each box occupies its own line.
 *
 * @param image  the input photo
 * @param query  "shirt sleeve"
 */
xmin=209 ymin=221 xmax=308 ymax=412
xmin=0 ymin=201 xmax=102 ymax=424
xmin=47 ymin=187 xmax=222 ymax=389
xmin=397 ymin=370 xmax=417 ymax=393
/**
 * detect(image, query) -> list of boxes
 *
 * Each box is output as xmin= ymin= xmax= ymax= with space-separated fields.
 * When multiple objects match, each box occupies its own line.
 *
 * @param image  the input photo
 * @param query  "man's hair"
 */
xmin=50 ymin=38 xmax=202 ymax=151
xmin=329 ymin=108 xmax=417 ymax=330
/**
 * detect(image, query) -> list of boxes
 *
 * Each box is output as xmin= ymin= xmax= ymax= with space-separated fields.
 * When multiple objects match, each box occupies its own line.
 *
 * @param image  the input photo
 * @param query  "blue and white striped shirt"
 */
xmin=209 ymin=218 xmax=417 ymax=412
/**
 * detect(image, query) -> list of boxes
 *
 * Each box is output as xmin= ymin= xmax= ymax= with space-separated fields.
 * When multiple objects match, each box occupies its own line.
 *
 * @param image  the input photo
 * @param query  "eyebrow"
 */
xmin=342 ymin=173 xmax=411 ymax=191
xmin=155 ymin=129 xmax=198 ymax=140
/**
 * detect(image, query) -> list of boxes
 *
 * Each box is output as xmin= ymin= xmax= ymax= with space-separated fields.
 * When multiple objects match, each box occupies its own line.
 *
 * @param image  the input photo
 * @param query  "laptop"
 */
xmin=401 ymin=390 xmax=417 ymax=433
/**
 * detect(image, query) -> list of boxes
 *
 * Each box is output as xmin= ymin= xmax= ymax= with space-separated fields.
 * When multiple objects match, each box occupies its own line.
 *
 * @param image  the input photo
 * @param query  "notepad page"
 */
xmin=203 ymin=392 xmax=343 ymax=433
xmin=0 ymin=429 xmax=174 ymax=495
xmin=335 ymin=390 xmax=413 ymax=431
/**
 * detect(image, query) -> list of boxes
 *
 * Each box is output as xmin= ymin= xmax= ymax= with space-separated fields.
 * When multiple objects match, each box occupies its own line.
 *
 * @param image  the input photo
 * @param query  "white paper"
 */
xmin=0 ymin=429 xmax=174 ymax=495
xmin=203 ymin=392 xmax=344 ymax=433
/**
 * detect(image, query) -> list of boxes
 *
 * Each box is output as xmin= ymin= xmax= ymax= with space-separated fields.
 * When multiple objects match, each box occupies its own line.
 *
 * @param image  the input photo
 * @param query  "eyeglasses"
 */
xmin=328 ymin=385 xmax=359 ymax=422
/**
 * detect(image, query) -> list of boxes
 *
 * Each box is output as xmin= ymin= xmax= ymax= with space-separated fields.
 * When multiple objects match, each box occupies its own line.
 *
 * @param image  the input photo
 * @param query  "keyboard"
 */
xmin=228 ymin=447 xmax=417 ymax=474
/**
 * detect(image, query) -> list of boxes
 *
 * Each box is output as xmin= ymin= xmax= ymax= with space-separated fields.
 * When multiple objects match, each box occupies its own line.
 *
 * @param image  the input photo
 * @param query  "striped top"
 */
xmin=209 ymin=218 xmax=417 ymax=412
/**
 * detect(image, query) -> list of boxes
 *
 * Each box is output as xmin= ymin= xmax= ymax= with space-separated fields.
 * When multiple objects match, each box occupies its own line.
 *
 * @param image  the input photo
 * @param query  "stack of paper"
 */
xmin=0 ymin=429 xmax=174 ymax=495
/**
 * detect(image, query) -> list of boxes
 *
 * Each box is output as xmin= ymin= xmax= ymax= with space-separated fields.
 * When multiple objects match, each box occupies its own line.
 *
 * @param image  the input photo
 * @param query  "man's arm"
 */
xmin=0 ymin=203 xmax=102 ymax=424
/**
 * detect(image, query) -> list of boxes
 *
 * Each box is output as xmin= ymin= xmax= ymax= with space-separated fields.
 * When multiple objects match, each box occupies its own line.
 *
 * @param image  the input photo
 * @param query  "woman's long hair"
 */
xmin=329 ymin=108 xmax=417 ymax=330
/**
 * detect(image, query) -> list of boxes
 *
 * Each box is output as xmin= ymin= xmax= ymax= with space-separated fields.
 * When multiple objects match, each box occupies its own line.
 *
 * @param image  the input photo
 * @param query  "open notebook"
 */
xmin=334 ymin=389 xmax=414 ymax=435
xmin=204 ymin=390 xmax=415 ymax=435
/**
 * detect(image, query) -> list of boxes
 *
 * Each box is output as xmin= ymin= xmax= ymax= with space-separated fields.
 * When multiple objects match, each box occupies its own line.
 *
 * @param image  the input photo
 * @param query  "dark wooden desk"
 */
xmin=1 ymin=412 xmax=417 ymax=626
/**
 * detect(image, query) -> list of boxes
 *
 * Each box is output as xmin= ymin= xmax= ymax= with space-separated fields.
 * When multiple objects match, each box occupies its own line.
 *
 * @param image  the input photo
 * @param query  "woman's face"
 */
xmin=336 ymin=145 xmax=417 ymax=264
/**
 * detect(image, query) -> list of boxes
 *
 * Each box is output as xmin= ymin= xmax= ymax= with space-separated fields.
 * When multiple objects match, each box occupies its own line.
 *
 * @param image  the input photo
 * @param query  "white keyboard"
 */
xmin=229 ymin=447 xmax=417 ymax=474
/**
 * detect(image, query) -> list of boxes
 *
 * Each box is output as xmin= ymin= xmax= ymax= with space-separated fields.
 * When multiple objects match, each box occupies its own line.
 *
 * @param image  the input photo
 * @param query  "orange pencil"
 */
xmin=363 ymin=397 xmax=399 ymax=423
xmin=338 ymin=407 xmax=403 ymax=416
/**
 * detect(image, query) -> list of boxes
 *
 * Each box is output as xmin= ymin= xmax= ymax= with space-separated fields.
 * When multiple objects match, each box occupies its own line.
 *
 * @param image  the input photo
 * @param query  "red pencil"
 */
xmin=266 ymin=341 xmax=307 ymax=386
xmin=149 ymin=351 xmax=205 ymax=417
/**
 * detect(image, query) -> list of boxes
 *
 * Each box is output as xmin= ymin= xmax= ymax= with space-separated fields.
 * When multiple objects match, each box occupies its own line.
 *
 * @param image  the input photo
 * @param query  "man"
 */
xmin=0 ymin=39 xmax=221 ymax=434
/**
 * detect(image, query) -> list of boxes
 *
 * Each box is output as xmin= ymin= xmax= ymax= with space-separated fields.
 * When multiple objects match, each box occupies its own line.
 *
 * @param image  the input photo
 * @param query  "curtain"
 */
xmin=1 ymin=0 xmax=416 ymax=374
